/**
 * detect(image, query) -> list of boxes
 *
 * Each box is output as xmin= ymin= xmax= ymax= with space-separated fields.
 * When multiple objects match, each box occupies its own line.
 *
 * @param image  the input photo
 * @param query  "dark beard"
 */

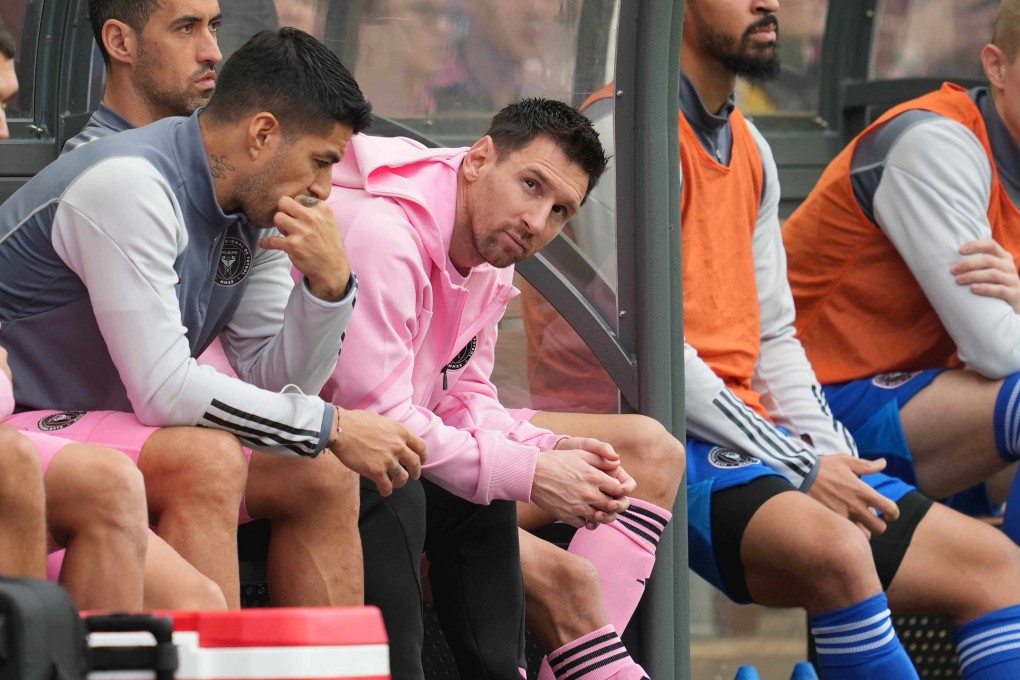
xmin=702 ymin=15 xmax=781 ymax=83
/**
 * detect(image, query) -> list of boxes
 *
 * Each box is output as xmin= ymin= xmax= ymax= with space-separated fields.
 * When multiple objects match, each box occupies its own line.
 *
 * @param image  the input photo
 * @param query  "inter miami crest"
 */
xmin=216 ymin=237 xmax=252 ymax=287
xmin=37 ymin=410 xmax=87 ymax=431
xmin=445 ymin=337 xmax=478 ymax=373
xmin=872 ymin=371 xmax=920 ymax=389
xmin=441 ymin=337 xmax=478 ymax=389
xmin=707 ymin=446 xmax=760 ymax=469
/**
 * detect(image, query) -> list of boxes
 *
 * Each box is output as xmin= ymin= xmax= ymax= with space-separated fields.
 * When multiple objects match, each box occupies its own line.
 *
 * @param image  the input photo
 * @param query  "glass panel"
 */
xmin=494 ymin=273 xmax=620 ymax=414
xmin=0 ymin=0 xmax=34 ymax=121
xmin=871 ymin=0 xmax=996 ymax=79
xmin=689 ymin=574 xmax=808 ymax=678
xmin=734 ymin=0 xmax=829 ymax=116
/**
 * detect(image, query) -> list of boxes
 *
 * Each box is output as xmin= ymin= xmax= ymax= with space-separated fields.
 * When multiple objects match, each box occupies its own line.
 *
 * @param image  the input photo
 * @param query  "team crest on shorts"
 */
xmin=216 ymin=237 xmax=252 ymax=287
xmin=872 ymin=371 xmax=921 ymax=389
xmin=707 ymin=447 xmax=760 ymax=469
xmin=445 ymin=337 xmax=478 ymax=372
xmin=37 ymin=410 xmax=87 ymax=431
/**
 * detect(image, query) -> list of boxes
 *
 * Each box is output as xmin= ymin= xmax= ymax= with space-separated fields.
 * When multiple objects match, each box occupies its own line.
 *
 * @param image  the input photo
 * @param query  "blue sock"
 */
xmin=954 ymin=605 xmax=1020 ymax=679
xmin=810 ymin=593 xmax=919 ymax=680
xmin=993 ymin=373 xmax=1020 ymax=462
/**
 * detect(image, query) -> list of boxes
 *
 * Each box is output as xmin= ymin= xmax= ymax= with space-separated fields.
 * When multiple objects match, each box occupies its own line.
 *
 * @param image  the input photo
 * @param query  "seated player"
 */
xmin=0 ymin=28 xmax=425 ymax=611
xmin=524 ymin=0 xmax=1020 ymax=678
xmin=323 ymin=98 xmax=684 ymax=680
xmin=783 ymin=0 xmax=1020 ymax=529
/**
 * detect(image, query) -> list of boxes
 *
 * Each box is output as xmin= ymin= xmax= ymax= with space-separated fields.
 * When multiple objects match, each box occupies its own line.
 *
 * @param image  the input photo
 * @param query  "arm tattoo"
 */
xmin=209 ymin=154 xmax=235 ymax=179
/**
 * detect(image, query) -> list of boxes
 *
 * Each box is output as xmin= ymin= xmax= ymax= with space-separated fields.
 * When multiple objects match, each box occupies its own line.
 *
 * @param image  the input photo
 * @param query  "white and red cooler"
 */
xmin=87 ymin=607 xmax=390 ymax=680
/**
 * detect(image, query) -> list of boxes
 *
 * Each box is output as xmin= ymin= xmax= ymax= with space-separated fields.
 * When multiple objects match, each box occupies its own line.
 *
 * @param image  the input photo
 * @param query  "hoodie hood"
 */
xmin=332 ymin=133 xmax=469 ymax=270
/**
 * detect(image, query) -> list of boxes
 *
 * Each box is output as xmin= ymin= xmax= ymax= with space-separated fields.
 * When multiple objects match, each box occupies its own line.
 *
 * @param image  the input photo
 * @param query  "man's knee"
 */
xmin=616 ymin=415 xmax=685 ymax=502
xmin=248 ymin=452 xmax=359 ymax=521
xmin=743 ymin=500 xmax=878 ymax=611
xmin=142 ymin=428 xmax=248 ymax=512
xmin=48 ymin=445 xmax=148 ymax=543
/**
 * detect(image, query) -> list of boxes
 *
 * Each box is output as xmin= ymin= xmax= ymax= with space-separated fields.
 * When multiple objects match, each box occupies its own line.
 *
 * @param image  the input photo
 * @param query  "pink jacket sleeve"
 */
xmin=321 ymin=200 xmax=539 ymax=504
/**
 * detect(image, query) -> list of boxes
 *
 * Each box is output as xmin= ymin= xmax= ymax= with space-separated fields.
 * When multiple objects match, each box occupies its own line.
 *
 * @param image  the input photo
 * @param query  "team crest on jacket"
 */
xmin=216 ymin=237 xmax=252 ymax=287
xmin=445 ymin=337 xmax=478 ymax=372
xmin=707 ymin=447 xmax=760 ymax=469
xmin=872 ymin=371 xmax=921 ymax=389
xmin=37 ymin=410 xmax=87 ymax=431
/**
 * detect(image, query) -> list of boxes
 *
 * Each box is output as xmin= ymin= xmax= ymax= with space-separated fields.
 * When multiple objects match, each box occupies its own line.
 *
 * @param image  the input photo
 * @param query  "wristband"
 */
xmin=329 ymin=405 xmax=342 ymax=448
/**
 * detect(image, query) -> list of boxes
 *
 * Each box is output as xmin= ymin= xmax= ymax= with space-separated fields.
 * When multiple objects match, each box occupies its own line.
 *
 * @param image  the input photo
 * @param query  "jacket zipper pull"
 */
xmin=442 ymin=366 xmax=449 ymax=391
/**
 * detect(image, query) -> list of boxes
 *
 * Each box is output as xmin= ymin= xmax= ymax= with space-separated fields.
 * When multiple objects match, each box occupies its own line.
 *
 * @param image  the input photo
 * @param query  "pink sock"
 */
xmin=570 ymin=497 xmax=671 ymax=633
xmin=542 ymin=625 xmax=648 ymax=680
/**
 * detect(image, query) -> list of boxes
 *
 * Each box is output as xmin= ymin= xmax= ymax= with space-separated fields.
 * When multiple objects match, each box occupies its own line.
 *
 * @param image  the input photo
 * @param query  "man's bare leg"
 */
xmin=521 ymin=530 xmax=649 ymax=680
xmin=142 ymin=533 xmax=228 ymax=610
xmin=137 ymin=427 xmax=248 ymax=607
xmin=519 ymin=412 xmax=682 ymax=677
xmin=900 ymin=369 xmax=1006 ymax=499
xmin=0 ymin=426 xmax=46 ymax=578
xmin=45 ymin=444 xmax=148 ymax=609
xmin=884 ymin=502 xmax=1020 ymax=622
xmin=244 ymin=451 xmax=362 ymax=606
xmin=737 ymin=488 xmax=920 ymax=678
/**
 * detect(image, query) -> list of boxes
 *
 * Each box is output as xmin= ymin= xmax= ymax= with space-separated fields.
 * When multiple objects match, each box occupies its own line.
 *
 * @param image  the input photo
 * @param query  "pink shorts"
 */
xmin=3 ymin=410 xmax=255 ymax=522
xmin=14 ymin=428 xmax=76 ymax=473
xmin=4 ymin=410 xmax=256 ymax=582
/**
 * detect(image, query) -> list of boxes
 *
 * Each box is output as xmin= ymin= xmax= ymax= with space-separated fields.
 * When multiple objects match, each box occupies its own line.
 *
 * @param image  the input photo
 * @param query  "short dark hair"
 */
xmin=89 ymin=0 xmax=160 ymax=67
xmin=487 ymin=98 xmax=609 ymax=201
xmin=0 ymin=17 xmax=16 ymax=60
xmin=204 ymin=28 xmax=372 ymax=136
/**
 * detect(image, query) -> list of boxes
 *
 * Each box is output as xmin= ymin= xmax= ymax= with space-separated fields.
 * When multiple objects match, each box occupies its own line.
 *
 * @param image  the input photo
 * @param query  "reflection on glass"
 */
xmin=354 ymin=0 xmax=459 ymax=116
xmin=276 ymin=0 xmax=332 ymax=36
xmin=433 ymin=0 xmax=581 ymax=113
xmin=735 ymin=0 xmax=828 ymax=115
xmin=217 ymin=0 xmax=277 ymax=61
xmin=0 ymin=0 xmax=30 ymax=118
xmin=218 ymin=0 xmax=334 ymax=63
xmin=505 ymin=274 xmax=619 ymax=414
xmin=871 ymin=0 xmax=996 ymax=80
xmin=516 ymin=98 xmax=620 ymax=415
xmin=352 ymin=0 xmax=588 ymax=118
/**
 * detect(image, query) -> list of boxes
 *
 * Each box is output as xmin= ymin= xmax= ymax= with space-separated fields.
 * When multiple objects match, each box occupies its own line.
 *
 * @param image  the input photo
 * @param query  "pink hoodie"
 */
xmin=322 ymin=134 xmax=564 ymax=504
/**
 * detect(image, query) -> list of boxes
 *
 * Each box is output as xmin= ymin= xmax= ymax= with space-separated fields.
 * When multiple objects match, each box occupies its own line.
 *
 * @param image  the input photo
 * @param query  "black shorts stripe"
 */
xmin=548 ymin=632 xmax=616 ymax=667
xmin=209 ymin=399 xmax=320 ymax=438
xmin=201 ymin=412 xmax=315 ymax=456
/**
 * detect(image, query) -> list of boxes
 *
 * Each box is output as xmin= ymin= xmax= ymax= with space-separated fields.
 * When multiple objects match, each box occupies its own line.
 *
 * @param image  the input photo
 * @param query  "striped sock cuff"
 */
xmin=811 ymin=594 xmax=898 ymax=663
xmin=548 ymin=625 xmax=633 ymax=680
xmin=994 ymin=373 xmax=1020 ymax=462
xmin=615 ymin=498 xmax=671 ymax=552
xmin=954 ymin=604 xmax=1020 ymax=676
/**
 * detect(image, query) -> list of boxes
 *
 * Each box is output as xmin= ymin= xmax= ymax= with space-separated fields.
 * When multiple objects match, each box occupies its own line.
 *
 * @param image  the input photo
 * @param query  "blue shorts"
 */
xmin=824 ymin=369 xmax=998 ymax=516
xmin=686 ymin=436 xmax=916 ymax=602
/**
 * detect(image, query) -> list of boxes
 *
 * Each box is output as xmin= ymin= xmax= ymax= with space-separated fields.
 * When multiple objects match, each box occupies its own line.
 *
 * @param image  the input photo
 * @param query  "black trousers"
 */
xmin=359 ymin=476 xmax=526 ymax=680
